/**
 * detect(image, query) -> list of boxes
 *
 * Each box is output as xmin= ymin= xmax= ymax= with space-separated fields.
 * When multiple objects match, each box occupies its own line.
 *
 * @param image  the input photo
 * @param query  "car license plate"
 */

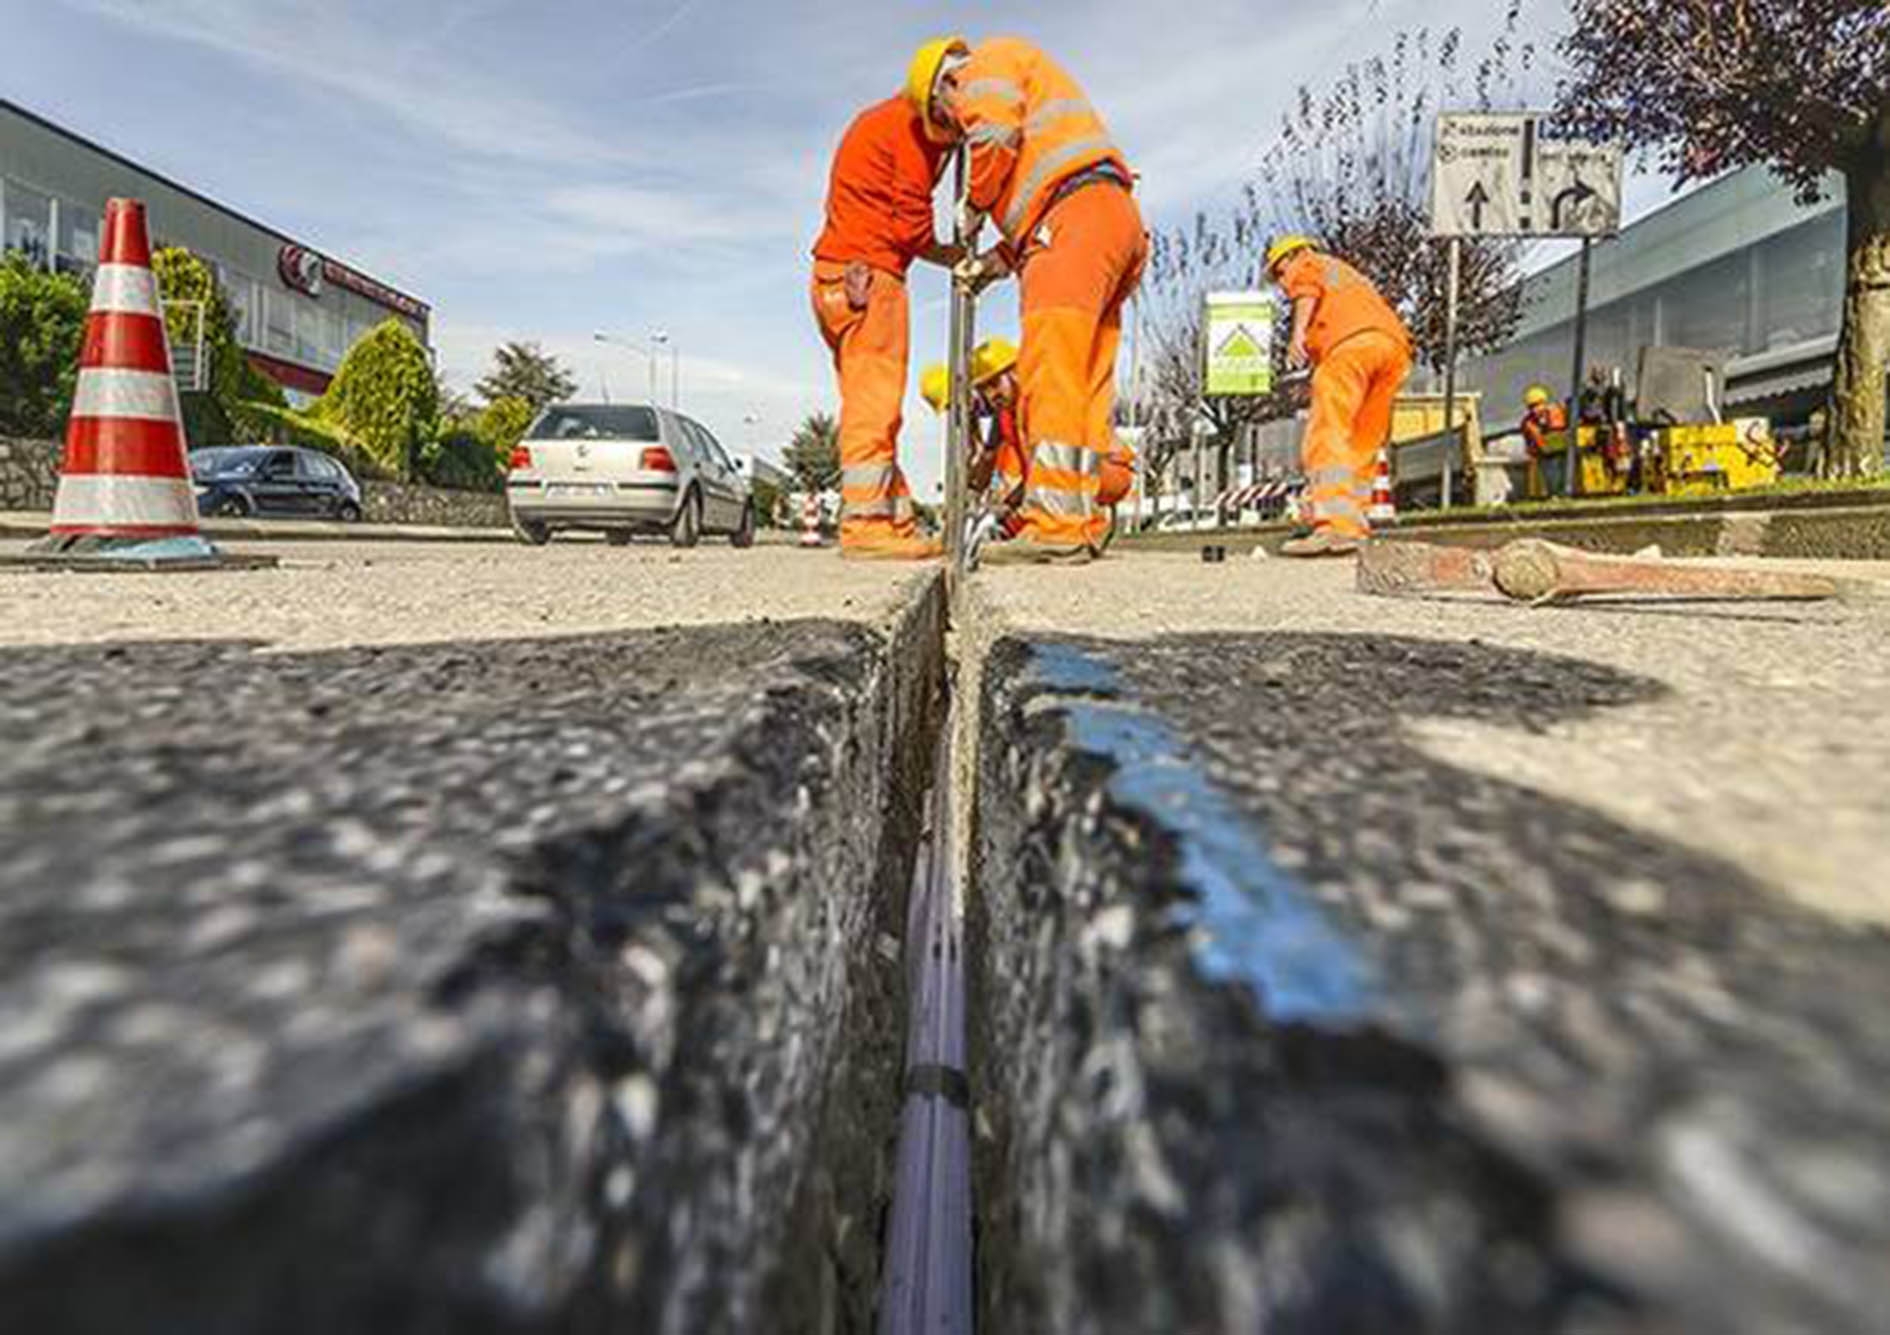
xmin=547 ymin=483 xmax=612 ymax=498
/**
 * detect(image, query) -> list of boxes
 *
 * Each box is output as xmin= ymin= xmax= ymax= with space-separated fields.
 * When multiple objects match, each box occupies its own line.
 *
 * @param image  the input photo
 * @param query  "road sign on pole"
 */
xmin=1430 ymin=112 xmax=1622 ymax=239
xmin=1202 ymin=292 xmax=1276 ymax=397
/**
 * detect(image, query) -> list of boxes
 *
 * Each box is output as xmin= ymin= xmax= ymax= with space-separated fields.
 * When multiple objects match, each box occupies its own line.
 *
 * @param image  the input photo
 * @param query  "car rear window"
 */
xmin=528 ymin=406 xmax=660 ymax=442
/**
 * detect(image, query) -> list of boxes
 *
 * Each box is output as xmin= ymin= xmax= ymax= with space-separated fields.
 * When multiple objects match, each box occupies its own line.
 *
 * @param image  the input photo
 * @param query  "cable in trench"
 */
xmin=875 ymin=698 xmax=974 ymax=1335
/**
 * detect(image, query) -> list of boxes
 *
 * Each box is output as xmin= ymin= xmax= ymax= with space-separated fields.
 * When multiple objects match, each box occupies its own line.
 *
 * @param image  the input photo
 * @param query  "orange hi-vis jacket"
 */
xmin=813 ymin=96 xmax=949 ymax=277
xmin=1278 ymin=250 xmax=1412 ymax=365
xmin=959 ymin=38 xmax=1131 ymax=250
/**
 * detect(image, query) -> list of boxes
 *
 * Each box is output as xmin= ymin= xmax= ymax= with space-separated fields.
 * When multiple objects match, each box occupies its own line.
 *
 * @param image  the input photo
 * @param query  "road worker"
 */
xmin=1520 ymin=384 xmax=1569 ymax=497
xmin=921 ymin=339 xmax=1031 ymax=537
xmin=922 ymin=337 xmax=1138 ymax=550
xmin=810 ymin=83 xmax=964 ymax=560
xmin=1267 ymin=236 xmax=1414 ymax=557
xmin=909 ymin=34 xmax=1146 ymax=565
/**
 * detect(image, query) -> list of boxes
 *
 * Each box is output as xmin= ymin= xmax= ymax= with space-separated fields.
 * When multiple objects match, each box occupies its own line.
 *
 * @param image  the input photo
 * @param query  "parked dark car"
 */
xmin=191 ymin=446 xmax=364 ymax=522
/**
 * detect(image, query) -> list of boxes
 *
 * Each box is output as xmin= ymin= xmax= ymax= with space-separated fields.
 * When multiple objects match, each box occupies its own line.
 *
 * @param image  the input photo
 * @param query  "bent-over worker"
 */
xmin=910 ymin=34 xmax=1147 ymax=565
xmin=1268 ymin=236 xmax=1413 ymax=557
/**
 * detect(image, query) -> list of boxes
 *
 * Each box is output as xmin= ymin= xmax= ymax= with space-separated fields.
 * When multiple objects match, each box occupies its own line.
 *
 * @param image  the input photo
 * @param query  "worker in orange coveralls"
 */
xmin=909 ymin=34 xmax=1147 ymax=565
xmin=810 ymin=88 xmax=964 ymax=559
xmin=1267 ymin=235 xmax=1414 ymax=557
xmin=922 ymin=338 xmax=1138 ymax=551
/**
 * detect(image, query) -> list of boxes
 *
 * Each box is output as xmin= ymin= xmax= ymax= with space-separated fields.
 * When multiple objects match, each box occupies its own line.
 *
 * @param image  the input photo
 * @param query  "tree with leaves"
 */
xmin=784 ymin=411 xmax=841 ymax=492
xmin=152 ymin=246 xmax=285 ymax=446
xmin=474 ymin=341 xmax=576 ymax=413
xmin=1557 ymin=2 xmax=1890 ymax=476
xmin=0 ymin=254 xmax=86 ymax=437
xmin=313 ymin=319 xmax=440 ymax=479
xmin=1141 ymin=12 xmax=1537 ymax=499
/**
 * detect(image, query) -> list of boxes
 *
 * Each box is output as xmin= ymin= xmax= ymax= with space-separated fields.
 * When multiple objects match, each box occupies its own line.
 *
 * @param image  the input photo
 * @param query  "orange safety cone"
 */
xmin=17 ymin=199 xmax=272 ymax=572
xmin=1367 ymin=448 xmax=1397 ymax=526
xmin=798 ymin=493 xmax=824 ymax=548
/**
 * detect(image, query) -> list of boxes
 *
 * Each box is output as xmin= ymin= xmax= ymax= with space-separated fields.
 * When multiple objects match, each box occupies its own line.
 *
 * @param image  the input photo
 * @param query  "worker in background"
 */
xmin=922 ymin=338 xmax=1138 ymax=549
xmin=1520 ymin=384 xmax=1568 ymax=498
xmin=1267 ymin=236 xmax=1413 ymax=557
xmin=810 ymin=86 xmax=964 ymax=560
xmin=908 ymin=34 xmax=1146 ymax=565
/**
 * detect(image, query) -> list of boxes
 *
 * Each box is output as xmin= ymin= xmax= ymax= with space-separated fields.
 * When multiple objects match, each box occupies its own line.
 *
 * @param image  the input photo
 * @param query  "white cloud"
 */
xmin=66 ymin=0 xmax=638 ymax=167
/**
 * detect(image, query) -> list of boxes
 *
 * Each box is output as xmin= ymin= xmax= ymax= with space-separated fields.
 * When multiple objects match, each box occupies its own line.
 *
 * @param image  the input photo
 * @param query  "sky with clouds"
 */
xmin=5 ymin=0 xmax=1687 ymax=495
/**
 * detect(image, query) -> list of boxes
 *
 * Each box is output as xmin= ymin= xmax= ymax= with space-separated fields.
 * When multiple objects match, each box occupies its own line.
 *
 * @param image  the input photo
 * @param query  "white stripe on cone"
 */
xmin=90 ymin=264 xmax=163 ymax=317
xmin=70 ymin=368 xmax=182 ymax=422
xmin=50 ymin=474 xmax=199 ymax=530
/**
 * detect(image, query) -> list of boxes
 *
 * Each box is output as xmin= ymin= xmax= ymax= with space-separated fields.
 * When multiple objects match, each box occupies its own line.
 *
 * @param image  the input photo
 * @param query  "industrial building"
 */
xmin=1459 ymin=165 xmax=1849 ymax=423
xmin=0 ymin=98 xmax=430 ymax=403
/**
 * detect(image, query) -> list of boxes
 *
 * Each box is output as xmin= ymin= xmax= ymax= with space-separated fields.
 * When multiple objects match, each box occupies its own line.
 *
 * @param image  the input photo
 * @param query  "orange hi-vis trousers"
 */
xmin=811 ymin=261 xmax=917 ymax=542
xmin=1301 ymin=330 xmax=1412 ymax=540
xmin=1016 ymin=183 xmax=1148 ymax=550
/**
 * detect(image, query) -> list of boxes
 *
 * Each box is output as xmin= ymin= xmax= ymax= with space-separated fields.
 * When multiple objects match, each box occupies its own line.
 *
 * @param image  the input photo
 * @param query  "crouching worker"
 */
xmin=1520 ymin=384 xmax=1569 ymax=498
xmin=921 ymin=338 xmax=1136 ymax=552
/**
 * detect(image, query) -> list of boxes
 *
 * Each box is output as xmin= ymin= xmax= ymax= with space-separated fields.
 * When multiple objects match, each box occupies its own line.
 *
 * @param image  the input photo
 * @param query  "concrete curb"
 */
xmin=0 ymin=511 xmax=517 ymax=544
xmin=0 ymin=573 xmax=946 ymax=1332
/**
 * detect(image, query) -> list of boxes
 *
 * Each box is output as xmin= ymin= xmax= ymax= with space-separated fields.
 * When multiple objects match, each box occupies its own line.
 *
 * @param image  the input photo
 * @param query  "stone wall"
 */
xmin=361 ymin=480 xmax=508 ymax=529
xmin=0 ymin=437 xmax=506 ymax=529
xmin=0 ymin=438 xmax=61 ymax=513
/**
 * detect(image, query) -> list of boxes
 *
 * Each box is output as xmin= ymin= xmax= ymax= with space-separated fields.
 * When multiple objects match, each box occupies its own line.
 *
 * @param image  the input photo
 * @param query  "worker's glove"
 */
xmin=844 ymin=261 xmax=872 ymax=312
xmin=954 ymin=252 xmax=1005 ymax=296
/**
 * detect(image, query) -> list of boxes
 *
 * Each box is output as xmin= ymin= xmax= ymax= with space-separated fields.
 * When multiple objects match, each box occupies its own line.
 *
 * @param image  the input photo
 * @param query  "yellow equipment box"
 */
xmin=1652 ymin=420 xmax=1783 ymax=496
xmin=1528 ymin=427 xmax=1632 ymax=499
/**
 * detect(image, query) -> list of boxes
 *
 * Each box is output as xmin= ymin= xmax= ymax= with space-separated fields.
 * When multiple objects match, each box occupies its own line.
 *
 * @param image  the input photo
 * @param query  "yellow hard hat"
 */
xmin=971 ymin=337 xmax=1018 ymax=386
xmin=920 ymin=363 xmax=951 ymax=413
xmin=906 ymin=36 xmax=969 ymax=139
xmin=1265 ymin=234 xmax=1314 ymax=272
xmin=1524 ymin=384 xmax=1553 ymax=407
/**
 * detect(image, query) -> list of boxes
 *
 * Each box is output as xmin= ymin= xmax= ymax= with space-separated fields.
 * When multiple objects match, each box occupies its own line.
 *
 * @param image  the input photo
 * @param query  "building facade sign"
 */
xmin=277 ymin=243 xmax=428 ymax=321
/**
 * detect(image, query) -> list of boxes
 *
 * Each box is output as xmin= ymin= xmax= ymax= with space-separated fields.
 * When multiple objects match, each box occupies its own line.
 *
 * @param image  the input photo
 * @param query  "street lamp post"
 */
xmin=593 ymin=331 xmax=657 ymax=404
xmin=650 ymin=329 xmax=679 ymax=409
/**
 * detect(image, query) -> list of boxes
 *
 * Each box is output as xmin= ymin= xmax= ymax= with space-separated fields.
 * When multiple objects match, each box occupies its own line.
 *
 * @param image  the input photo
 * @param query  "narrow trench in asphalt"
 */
xmin=872 ymin=636 xmax=975 ymax=1335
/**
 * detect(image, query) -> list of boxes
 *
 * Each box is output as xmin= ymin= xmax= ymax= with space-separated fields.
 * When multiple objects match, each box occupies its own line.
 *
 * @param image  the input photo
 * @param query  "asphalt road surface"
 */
xmin=0 ymin=539 xmax=942 ymax=1333
xmin=962 ymin=554 xmax=1890 ymax=1333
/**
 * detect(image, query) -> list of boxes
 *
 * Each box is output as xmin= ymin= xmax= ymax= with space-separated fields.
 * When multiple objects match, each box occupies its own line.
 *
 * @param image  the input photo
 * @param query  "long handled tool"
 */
xmin=1357 ymin=539 xmax=1845 ymax=605
xmin=943 ymin=148 xmax=979 ymax=584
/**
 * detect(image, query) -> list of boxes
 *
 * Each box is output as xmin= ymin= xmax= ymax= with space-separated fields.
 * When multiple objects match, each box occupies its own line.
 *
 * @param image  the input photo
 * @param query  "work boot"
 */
xmin=1279 ymin=528 xmax=1362 ymax=559
xmin=840 ymin=533 xmax=943 ymax=562
xmin=978 ymin=536 xmax=1093 ymax=567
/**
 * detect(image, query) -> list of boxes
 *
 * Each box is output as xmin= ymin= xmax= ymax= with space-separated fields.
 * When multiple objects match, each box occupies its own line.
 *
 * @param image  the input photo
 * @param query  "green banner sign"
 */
xmin=1202 ymin=292 xmax=1277 ymax=397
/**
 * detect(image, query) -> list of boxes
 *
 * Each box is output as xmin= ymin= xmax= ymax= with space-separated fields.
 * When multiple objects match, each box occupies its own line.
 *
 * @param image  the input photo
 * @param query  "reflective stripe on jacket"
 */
xmin=960 ymin=38 xmax=1130 ymax=249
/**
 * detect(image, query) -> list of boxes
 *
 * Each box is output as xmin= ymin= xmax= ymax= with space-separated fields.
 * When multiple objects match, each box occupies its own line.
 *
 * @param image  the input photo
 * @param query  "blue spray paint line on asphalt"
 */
xmin=1023 ymin=642 xmax=1376 ymax=1025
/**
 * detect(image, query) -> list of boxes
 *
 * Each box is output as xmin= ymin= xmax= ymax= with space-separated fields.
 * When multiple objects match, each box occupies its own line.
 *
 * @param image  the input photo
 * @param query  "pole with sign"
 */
xmin=1429 ymin=111 xmax=1623 ymax=502
xmin=1202 ymin=292 xmax=1277 ymax=398
xmin=1200 ymin=291 xmax=1276 ymax=526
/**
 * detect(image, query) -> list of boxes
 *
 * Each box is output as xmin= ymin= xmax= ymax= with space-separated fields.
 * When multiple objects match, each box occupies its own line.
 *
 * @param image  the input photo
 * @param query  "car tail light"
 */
xmin=640 ymin=446 xmax=677 ymax=473
xmin=508 ymin=445 xmax=533 ymax=471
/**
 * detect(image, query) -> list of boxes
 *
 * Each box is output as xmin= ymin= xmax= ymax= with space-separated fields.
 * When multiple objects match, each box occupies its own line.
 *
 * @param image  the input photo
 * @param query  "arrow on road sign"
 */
xmin=1551 ymin=180 xmax=1597 ymax=232
xmin=1464 ymin=181 xmax=1491 ymax=231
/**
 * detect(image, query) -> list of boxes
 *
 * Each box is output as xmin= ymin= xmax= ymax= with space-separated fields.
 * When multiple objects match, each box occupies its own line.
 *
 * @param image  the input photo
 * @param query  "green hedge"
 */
xmin=0 ymin=254 xmax=87 ymax=437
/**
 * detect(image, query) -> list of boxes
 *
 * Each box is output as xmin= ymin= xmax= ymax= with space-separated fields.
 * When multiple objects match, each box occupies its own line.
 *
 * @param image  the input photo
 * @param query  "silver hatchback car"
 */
xmin=506 ymin=402 xmax=756 ymax=548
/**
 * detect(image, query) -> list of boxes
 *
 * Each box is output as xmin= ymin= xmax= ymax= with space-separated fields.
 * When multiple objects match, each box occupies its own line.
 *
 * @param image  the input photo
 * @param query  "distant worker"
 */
xmin=810 ymin=88 xmax=964 ymax=559
xmin=1266 ymin=236 xmax=1413 ymax=557
xmin=921 ymin=338 xmax=1136 ymax=549
xmin=1520 ymin=383 xmax=1569 ymax=497
xmin=909 ymin=35 xmax=1147 ymax=564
